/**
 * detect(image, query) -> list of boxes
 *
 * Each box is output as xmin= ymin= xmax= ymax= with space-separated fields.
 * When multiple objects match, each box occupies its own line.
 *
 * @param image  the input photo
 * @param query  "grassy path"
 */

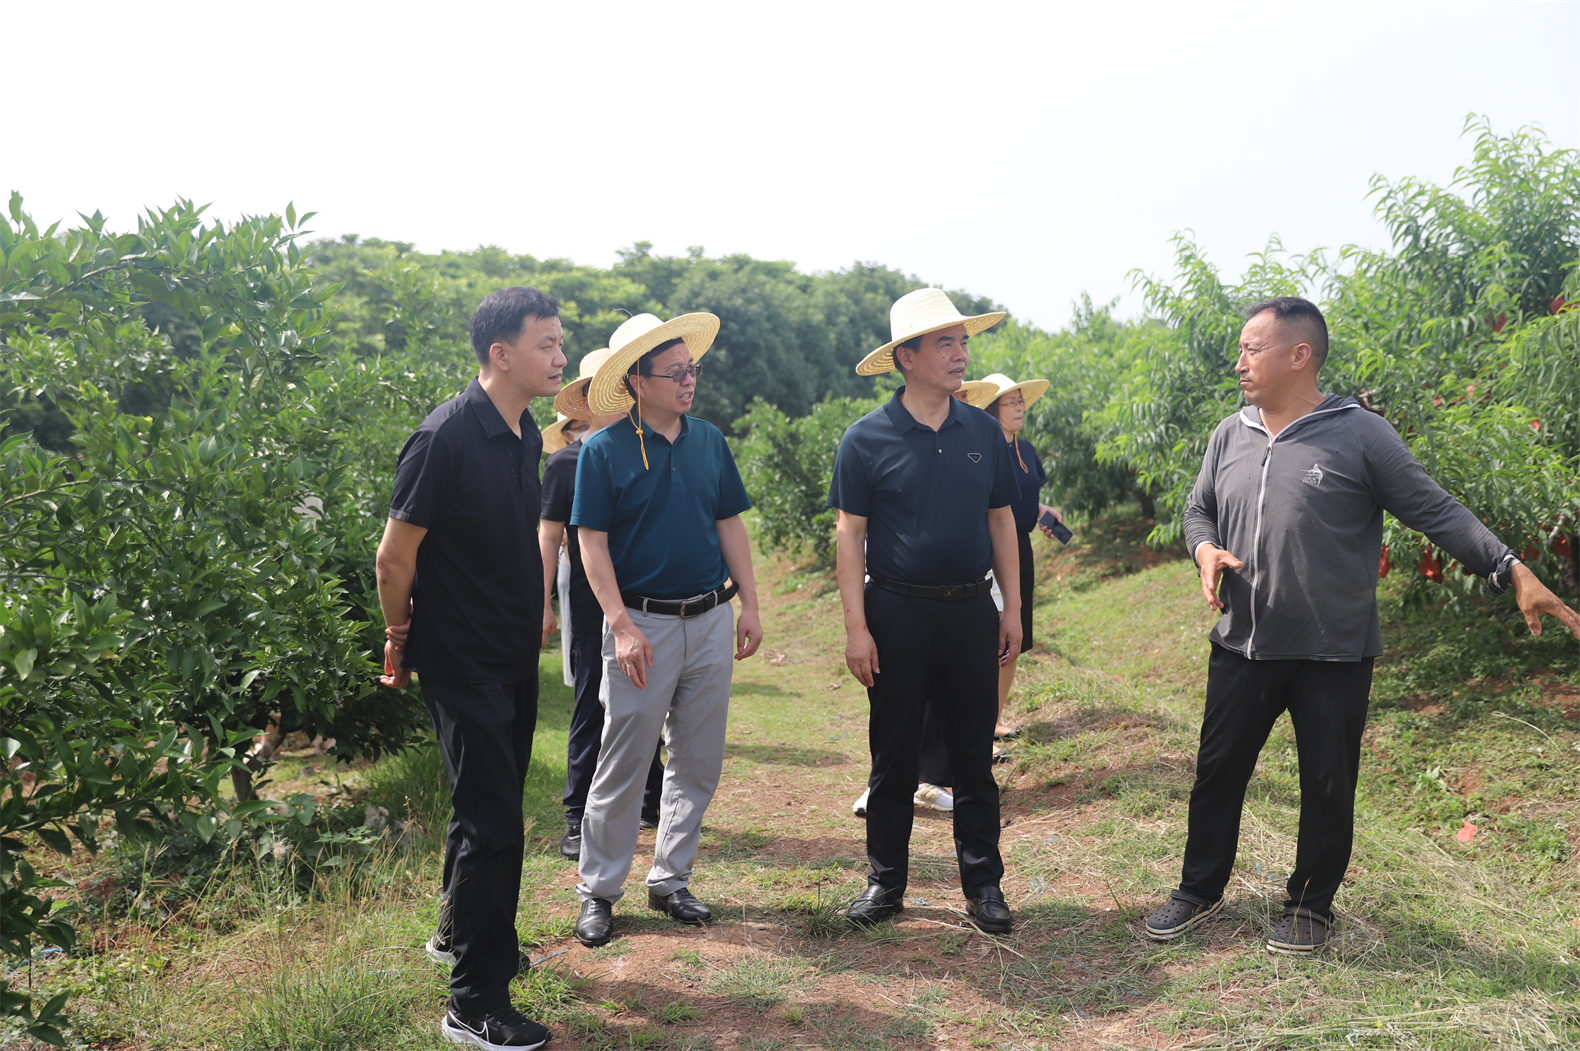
xmin=19 ymin=520 xmax=1580 ymax=1050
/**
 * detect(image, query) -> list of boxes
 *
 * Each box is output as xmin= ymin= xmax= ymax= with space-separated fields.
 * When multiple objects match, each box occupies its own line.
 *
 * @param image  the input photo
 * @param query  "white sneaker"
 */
xmin=852 ymin=788 xmax=870 ymax=816
xmin=913 ymin=783 xmax=954 ymax=811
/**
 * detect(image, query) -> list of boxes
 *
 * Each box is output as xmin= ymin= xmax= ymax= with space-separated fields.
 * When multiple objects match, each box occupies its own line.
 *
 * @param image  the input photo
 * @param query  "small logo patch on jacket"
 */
xmin=967 ymin=452 xmax=982 ymax=463
xmin=1302 ymin=464 xmax=1325 ymax=486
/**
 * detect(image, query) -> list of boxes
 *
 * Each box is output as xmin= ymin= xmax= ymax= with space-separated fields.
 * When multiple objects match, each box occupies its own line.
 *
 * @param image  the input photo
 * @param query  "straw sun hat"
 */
xmin=541 ymin=413 xmax=587 ymax=455
xmin=856 ymin=288 xmax=1007 ymax=377
xmin=955 ymin=379 xmax=996 ymax=403
xmin=587 ymin=312 xmax=721 ymax=416
xmin=963 ymin=373 xmax=1051 ymax=412
xmin=553 ymin=347 xmax=616 ymax=420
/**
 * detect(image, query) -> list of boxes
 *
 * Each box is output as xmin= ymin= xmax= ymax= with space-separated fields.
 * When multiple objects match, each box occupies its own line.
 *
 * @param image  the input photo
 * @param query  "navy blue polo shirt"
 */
xmin=388 ymin=378 xmax=544 ymax=683
xmin=827 ymin=387 xmax=1019 ymax=586
xmin=570 ymin=415 xmax=752 ymax=600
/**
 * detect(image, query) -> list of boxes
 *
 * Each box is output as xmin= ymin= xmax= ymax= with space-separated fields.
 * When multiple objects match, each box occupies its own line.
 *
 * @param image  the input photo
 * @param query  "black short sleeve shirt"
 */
xmin=388 ymin=378 xmax=545 ymax=683
xmin=827 ymin=387 xmax=1019 ymax=586
xmin=540 ymin=440 xmax=601 ymax=634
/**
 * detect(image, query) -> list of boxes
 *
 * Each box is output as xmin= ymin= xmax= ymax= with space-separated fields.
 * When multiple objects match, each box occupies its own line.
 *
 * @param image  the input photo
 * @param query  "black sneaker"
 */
xmin=1266 ymin=906 xmax=1329 ymax=955
xmin=1143 ymin=893 xmax=1223 ymax=941
xmin=558 ymin=821 xmax=581 ymax=862
xmin=440 ymin=1005 xmax=550 ymax=1049
xmin=640 ymin=806 xmax=660 ymax=830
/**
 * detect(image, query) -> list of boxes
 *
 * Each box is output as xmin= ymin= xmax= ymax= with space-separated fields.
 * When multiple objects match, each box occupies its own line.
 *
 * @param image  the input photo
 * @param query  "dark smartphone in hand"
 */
xmin=1040 ymin=509 xmax=1074 ymax=545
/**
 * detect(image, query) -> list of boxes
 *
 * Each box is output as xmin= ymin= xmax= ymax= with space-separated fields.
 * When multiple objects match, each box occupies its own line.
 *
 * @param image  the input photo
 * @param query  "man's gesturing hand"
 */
xmin=845 ymin=627 xmax=880 ymax=688
xmin=615 ymin=624 xmax=654 ymax=689
xmin=1196 ymin=544 xmax=1244 ymax=611
xmin=1510 ymin=563 xmax=1580 ymax=640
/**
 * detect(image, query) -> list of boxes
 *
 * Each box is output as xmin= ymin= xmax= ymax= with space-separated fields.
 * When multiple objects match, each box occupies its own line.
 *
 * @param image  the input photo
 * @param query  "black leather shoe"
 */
xmin=647 ymin=887 xmax=712 ymax=925
xmin=965 ymin=885 xmax=1013 ymax=935
xmin=559 ymin=822 xmax=581 ymax=862
xmin=576 ymin=897 xmax=614 ymax=947
xmin=640 ymin=806 xmax=660 ymax=830
xmin=846 ymin=884 xmax=904 ymax=928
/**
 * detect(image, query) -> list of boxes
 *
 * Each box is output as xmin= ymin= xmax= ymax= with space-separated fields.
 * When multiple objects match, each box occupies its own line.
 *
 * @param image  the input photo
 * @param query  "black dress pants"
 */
xmin=563 ymin=628 xmax=663 ymax=825
xmin=1177 ymin=644 xmax=1374 ymax=918
xmin=864 ymin=584 xmax=1003 ymax=897
xmin=424 ymin=676 xmax=536 ymax=1014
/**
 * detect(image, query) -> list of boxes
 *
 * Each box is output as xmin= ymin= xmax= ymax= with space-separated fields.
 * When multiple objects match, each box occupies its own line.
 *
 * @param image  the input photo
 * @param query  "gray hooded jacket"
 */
xmin=1183 ymin=395 xmax=1514 ymax=661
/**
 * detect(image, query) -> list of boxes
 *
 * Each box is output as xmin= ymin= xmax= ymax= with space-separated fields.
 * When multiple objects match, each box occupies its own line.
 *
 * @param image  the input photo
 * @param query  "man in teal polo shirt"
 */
xmin=569 ymin=311 xmax=763 ymax=947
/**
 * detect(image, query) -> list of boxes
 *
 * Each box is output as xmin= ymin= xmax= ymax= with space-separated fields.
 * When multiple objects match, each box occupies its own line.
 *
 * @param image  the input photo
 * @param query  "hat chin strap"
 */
xmin=1005 ymin=425 xmax=1027 ymax=471
xmin=628 ymin=383 xmax=650 ymax=470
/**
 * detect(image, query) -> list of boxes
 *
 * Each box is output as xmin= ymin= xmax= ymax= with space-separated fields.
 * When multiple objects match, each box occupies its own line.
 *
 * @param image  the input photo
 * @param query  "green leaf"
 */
xmin=13 ymin=648 xmax=36 ymax=680
xmin=35 ymin=826 xmax=73 ymax=857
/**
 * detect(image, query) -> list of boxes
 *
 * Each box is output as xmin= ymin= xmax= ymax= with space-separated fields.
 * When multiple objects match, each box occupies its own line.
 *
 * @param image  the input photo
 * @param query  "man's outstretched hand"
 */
xmin=1196 ymin=544 xmax=1245 ymax=611
xmin=1510 ymin=563 xmax=1580 ymax=639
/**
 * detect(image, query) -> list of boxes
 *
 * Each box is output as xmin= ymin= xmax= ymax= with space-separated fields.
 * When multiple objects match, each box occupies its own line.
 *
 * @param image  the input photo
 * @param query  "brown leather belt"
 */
xmin=622 ymin=582 xmax=739 ymax=618
xmin=870 ymin=576 xmax=992 ymax=602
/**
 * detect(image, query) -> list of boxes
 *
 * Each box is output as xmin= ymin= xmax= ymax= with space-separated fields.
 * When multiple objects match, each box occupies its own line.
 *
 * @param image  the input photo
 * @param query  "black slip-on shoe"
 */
xmin=440 ymin=1005 xmax=550 ymax=1049
xmin=1143 ymin=893 xmax=1224 ymax=942
xmin=648 ymin=887 xmax=712 ymax=925
xmin=965 ymin=886 xmax=1013 ymax=935
xmin=846 ymin=884 xmax=904 ymax=928
xmin=639 ymin=806 xmax=660 ymax=831
xmin=1266 ymin=906 xmax=1330 ymax=955
xmin=575 ymin=897 xmax=614 ymax=947
xmin=558 ymin=823 xmax=581 ymax=862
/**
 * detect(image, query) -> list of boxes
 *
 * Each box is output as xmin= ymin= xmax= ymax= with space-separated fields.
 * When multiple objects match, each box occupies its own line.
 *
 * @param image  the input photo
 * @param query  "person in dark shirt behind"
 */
xmin=376 ymin=287 xmax=564 ymax=1050
xmin=540 ymin=348 xmax=666 ymax=862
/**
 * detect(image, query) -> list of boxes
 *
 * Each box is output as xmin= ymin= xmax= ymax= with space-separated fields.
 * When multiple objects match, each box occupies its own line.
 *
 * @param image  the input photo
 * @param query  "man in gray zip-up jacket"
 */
xmin=1143 ymin=296 xmax=1580 ymax=956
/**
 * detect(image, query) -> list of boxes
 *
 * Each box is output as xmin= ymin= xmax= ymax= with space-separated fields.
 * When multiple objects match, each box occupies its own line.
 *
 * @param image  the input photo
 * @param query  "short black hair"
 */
xmin=1243 ymin=296 xmax=1328 ymax=369
xmin=470 ymin=286 xmax=560 ymax=367
xmin=893 ymin=334 xmax=924 ymax=376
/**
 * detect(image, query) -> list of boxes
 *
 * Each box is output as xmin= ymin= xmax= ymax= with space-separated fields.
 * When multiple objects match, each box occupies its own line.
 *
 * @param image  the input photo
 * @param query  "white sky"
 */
xmin=5 ymin=0 xmax=1577 ymax=330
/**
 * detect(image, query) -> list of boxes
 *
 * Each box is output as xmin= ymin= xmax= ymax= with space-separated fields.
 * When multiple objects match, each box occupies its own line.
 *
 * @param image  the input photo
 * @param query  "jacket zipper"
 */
xmin=1239 ymin=402 xmax=1358 ymax=658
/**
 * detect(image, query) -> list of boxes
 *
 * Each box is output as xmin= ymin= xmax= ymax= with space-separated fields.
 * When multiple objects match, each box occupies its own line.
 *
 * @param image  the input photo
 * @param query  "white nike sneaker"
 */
xmin=852 ymin=788 xmax=871 ymax=816
xmin=913 ymin=783 xmax=954 ymax=811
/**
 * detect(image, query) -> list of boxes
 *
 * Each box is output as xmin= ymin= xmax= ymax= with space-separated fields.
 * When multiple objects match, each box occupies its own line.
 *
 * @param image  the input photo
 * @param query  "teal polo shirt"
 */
xmin=827 ymin=386 xmax=1019 ymax=586
xmin=570 ymin=415 xmax=752 ymax=600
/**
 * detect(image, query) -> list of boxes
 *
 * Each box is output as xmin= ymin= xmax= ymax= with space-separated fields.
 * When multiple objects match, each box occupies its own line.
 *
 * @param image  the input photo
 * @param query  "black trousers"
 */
xmin=563 ymin=628 xmax=664 ymax=825
xmin=1178 ymin=644 xmax=1374 ymax=918
xmin=424 ymin=676 xmax=536 ymax=1014
xmin=864 ymin=584 xmax=1003 ymax=897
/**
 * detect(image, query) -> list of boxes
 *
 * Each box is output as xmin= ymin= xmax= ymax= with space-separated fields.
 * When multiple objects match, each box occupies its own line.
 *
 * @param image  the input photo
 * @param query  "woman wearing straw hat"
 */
xmin=827 ymin=287 xmax=1022 ymax=935
xmin=568 ymin=312 xmax=763 ymax=947
xmin=542 ymin=413 xmax=587 ymax=690
xmin=540 ymin=350 xmax=667 ymax=863
xmin=963 ymin=374 xmax=1064 ymax=739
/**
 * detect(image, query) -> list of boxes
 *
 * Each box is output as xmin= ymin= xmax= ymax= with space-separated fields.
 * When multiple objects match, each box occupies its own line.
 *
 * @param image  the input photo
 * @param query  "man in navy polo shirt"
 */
xmin=568 ymin=312 xmax=763 ymax=947
xmin=828 ymin=288 xmax=1022 ymax=935
xmin=376 ymin=287 xmax=563 ymax=1050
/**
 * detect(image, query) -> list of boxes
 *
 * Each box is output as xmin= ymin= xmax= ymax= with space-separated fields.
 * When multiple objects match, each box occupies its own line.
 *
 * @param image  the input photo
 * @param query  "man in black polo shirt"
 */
xmin=828 ymin=288 xmax=1022 ymax=934
xmin=376 ymin=286 xmax=564 ymax=1051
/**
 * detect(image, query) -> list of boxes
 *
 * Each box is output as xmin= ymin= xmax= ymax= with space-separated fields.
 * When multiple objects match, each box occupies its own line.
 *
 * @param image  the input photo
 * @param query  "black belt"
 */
xmin=870 ymin=576 xmax=992 ymax=602
xmin=622 ymin=582 xmax=738 ymax=618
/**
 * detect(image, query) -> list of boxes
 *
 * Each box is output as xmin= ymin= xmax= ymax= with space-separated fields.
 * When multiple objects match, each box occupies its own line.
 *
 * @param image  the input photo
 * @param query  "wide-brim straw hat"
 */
xmin=955 ymin=379 xmax=996 ymax=403
xmin=588 ymin=312 xmax=720 ymax=415
xmin=856 ymin=288 xmax=1007 ymax=376
xmin=554 ymin=347 xmax=616 ymax=420
xmin=963 ymin=372 xmax=1051 ymax=412
xmin=541 ymin=413 xmax=586 ymax=455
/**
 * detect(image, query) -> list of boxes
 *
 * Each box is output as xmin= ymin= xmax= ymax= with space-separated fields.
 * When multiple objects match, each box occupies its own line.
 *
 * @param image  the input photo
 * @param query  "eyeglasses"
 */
xmin=642 ymin=364 xmax=704 ymax=383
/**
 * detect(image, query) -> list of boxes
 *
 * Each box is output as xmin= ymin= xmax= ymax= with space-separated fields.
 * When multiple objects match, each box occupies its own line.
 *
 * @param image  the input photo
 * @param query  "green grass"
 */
xmin=17 ymin=514 xmax=1580 ymax=1049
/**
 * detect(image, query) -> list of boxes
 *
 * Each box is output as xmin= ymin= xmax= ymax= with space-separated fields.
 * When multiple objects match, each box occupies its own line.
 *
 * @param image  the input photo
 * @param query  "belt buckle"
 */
xmin=941 ymin=585 xmax=960 ymax=601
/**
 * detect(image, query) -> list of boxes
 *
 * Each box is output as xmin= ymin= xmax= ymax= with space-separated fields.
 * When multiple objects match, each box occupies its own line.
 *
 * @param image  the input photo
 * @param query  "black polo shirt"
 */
xmin=827 ymin=386 xmax=1019 ymax=586
xmin=388 ymin=378 xmax=544 ymax=683
xmin=540 ymin=439 xmax=601 ymax=634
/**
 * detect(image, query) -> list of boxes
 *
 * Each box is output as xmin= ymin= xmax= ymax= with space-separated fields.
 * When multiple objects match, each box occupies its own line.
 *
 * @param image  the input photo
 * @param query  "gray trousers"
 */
xmin=576 ymin=600 xmax=733 ymax=902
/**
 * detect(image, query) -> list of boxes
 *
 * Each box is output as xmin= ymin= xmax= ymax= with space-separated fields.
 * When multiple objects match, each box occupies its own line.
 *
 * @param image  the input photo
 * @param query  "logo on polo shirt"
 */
xmin=1302 ymin=463 xmax=1325 ymax=486
xmin=967 ymin=452 xmax=982 ymax=463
